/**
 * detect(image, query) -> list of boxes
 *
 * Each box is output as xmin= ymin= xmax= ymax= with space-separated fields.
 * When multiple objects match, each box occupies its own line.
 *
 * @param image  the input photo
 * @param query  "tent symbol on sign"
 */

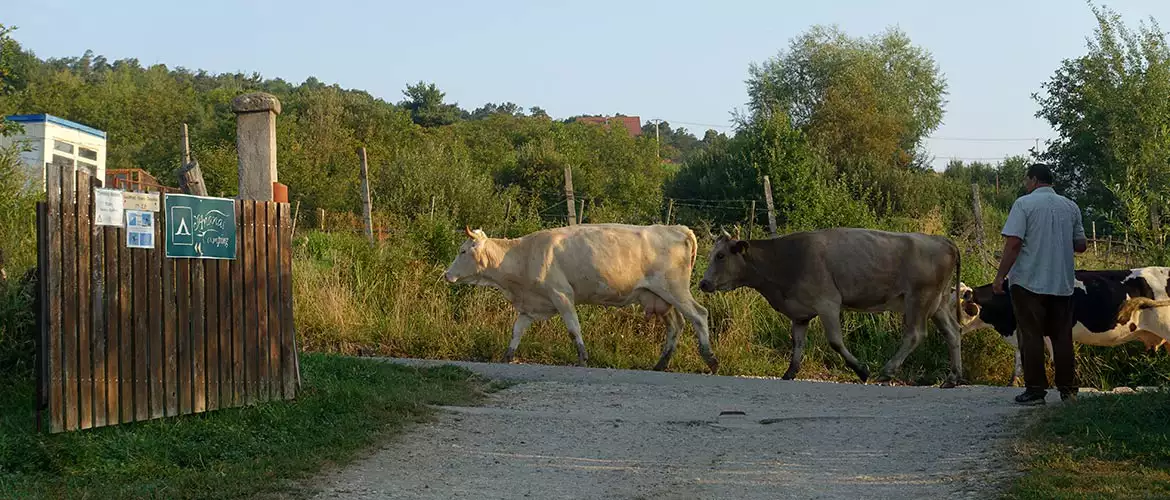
xmin=171 ymin=206 xmax=194 ymax=246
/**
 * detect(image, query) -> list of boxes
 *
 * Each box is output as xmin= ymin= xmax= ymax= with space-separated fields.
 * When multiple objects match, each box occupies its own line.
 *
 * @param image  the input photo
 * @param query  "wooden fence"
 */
xmin=36 ymin=166 xmax=299 ymax=433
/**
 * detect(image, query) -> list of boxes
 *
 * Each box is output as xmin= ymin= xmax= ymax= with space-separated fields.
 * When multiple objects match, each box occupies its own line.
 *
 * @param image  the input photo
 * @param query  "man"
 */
xmin=993 ymin=163 xmax=1088 ymax=405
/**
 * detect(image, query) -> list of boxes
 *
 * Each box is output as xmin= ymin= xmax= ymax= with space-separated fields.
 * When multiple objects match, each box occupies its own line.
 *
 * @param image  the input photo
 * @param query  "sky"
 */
xmin=7 ymin=0 xmax=1170 ymax=170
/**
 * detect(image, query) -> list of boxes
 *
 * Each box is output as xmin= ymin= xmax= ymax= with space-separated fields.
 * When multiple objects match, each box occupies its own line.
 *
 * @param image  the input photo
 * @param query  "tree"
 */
xmin=746 ymin=25 xmax=947 ymax=172
xmin=399 ymin=81 xmax=462 ymax=127
xmin=469 ymin=102 xmax=524 ymax=120
xmin=528 ymin=106 xmax=549 ymax=119
xmin=1034 ymin=3 xmax=1170 ymax=239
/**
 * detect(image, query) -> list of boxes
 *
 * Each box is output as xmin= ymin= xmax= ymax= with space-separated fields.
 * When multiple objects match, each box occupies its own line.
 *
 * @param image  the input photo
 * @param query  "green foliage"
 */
xmin=1035 ymin=3 xmax=1170 ymax=241
xmin=399 ymin=81 xmax=462 ymax=127
xmin=0 ymin=354 xmax=489 ymax=499
xmin=746 ymin=24 xmax=948 ymax=172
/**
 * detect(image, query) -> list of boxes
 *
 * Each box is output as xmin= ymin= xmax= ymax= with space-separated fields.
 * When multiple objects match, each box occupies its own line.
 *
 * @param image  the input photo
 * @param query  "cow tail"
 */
xmin=686 ymin=227 xmax=698 ymax=270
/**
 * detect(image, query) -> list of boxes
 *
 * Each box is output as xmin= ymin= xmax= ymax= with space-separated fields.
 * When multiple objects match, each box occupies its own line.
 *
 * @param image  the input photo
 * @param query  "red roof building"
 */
xmin=573 ymin=115 xmax=643 ymax=137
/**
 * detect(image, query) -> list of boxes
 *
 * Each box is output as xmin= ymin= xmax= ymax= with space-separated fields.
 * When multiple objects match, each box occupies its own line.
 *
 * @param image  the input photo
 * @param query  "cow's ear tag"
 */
xmin=732 ymin=241 xmax=749 ymax=254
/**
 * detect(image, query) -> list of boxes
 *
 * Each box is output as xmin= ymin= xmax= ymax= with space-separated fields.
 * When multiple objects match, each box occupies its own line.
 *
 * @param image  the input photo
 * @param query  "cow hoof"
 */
xmin=940 ymin=381 xmax=957 ymax=389
xmin=781 ymin=372 xmax=797 ymax=381
xmin=706 ymin=361 xmax=719 ymax=375
xmin=652 ymin=361 xmax=669 ymax=371
xmin=856 ymin=369 xmax=870 ymax=383
xmin=872 ymin=374 xmax=893 ymax=385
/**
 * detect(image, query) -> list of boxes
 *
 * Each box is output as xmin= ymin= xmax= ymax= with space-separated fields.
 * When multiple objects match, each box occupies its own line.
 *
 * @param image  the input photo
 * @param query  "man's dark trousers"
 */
xmin=1009 ymin=284 xmax=1076 ymax=394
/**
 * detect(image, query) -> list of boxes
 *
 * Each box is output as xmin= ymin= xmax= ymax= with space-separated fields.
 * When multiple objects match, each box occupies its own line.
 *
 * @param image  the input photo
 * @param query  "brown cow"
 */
xmin=444 ymin=224 xmax=718 ymax=372
xmin=698 ymin=228 xmax=964 ymax=387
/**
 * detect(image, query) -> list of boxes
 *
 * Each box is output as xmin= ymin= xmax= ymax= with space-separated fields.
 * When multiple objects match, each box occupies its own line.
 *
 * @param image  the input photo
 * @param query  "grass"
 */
xmin=0 ymin=353 xmax=495 ymax=499
xmin=1007 ymin=391 xmax=1170 ymax=499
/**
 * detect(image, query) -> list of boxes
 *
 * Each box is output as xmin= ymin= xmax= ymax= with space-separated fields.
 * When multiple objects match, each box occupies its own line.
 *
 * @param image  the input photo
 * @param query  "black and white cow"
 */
xmin=955 ymin=267 xmax=1170 ymax=384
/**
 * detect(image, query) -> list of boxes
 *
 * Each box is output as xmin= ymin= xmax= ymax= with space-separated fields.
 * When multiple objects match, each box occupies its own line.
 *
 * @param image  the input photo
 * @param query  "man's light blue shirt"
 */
xmin=1001 ymin=186 xmax=1086 ymax=296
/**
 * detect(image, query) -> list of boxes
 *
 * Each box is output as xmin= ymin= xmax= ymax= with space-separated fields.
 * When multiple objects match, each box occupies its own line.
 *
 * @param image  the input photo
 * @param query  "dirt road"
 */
xmin=311 ymin=359 xmax=1036 ymax=499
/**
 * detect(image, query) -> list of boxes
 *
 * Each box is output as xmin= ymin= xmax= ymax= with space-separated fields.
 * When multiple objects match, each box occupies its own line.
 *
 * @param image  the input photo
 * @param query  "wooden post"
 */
xmin=503 ymin=198 xmax=512 ymax=234
xmin=357 ymin=147 xmax=374 ymax=243
xmin=564 ymin=166 xmax=576 ymax=226
xmin=1092 ymin=221 xmax=1097 ymax=254
xmin=971 ymin=183 xmax=984 ymax=249
xmin=578 ymin=198 xmax=586 ymax=224
xmin=181 ymin=123 xmax=192 ymax=165
xmin=232 ymin=92 xmax=281 ymax=200
xmin=748 ymin=201 xmax=756 ymax=239
xmin=429 ymin=196 xmax=436 ymax=221
xmin=665 ymin=199 xmax=674 ymax=225
xmin=763 ymin=175 xmax=777 ymax=237
xmin=319 ymin=208 xmax=326 ymax=231
xmin=291 ymin=200 xmax=301 ymax=238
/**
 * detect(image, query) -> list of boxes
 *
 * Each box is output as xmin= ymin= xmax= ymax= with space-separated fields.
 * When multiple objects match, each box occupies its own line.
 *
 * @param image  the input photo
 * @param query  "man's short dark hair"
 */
xmin=1026 ymin=163 xmax=1053 ymax=184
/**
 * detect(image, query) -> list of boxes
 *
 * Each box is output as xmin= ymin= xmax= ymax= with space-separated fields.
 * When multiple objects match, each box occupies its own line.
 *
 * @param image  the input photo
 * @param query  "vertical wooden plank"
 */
xmin=176 ymin=258 xmax=191 ymax=415
xmin=150 ymin=213 xmax=164 ymax=420
xmin=119 ymin=223 xmax=133 ymax=423
xmin=218 ymin=260 xmax=231 ymax=408
xmin=279 ymin=203 xmax=296 ymax=398
xmin=46 ymin=166 xmax=63 ymax=433
xmin=91 ymin=189 xmax=107 ymax=428
xmin=104 ymin=227 xmax=119 ymax=425
xmin=254 ymin=202 xmax=270 ymax=403
xmin=35 ymin=203 xmax=47 ymax=432
xmin=241 ymin=202 xmax=256 ymax=405
xmin=205 ymin=260 xmax=220 ymax=412
xmin=61 ymin=168 xmax=78 ymax=432
xmin=76 ymin=171 xmax=93 ymax=430
xmin=266 ymin=202 xmax=280 ymax=401
xmin=232 ymin=201 xmax=245 ymax=406
xmin=133 ymin=236 xmax=148 ymax=422
xmin=163 ymin=251 xmax=178 ymax=418
xmin=192 ymin=258 xmax=206 ymax=414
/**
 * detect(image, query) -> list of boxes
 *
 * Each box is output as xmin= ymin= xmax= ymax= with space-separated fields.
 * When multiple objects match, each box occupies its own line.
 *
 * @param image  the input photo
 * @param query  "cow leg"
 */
xmin=782 ymin=320 xmax=811 ymax=380
xmin=551 ymin=293 xmax=588 ymax=366
xmin=654 ymin=286 xmax=718 ymax=373
xmin=930 ymin=306 xmax=964 ymax=388
xmin=820 ymin=309 xmax=869 ymax=382
xmin=876 ymin=305 xmax=928 ymax=384
xmin=502 ymin=314 xmax=534 ymax=363
xmin=653 ymin=308 xmax=684 ymax=371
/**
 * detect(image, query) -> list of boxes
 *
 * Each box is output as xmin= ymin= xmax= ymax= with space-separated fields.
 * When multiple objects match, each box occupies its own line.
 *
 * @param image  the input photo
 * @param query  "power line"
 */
xmin=925 ymin=136 xmax=1040 ymax=142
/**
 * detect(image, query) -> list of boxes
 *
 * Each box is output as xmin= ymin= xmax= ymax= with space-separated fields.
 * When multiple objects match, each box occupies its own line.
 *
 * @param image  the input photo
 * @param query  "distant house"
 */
xmin=573 ymin=115 xmax=643 ymax=137
xmin=0 ymin=113 xmax=108 ymax=191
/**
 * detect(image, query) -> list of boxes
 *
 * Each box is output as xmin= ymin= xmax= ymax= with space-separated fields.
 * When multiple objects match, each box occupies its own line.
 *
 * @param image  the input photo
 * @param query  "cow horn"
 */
xmin=733 ymin=225 xmax=742 ymax=240
xmin=464 ymin=226 xmax=475 ymax=238
xmin=719 ymin=228 xmax=732 ymax=240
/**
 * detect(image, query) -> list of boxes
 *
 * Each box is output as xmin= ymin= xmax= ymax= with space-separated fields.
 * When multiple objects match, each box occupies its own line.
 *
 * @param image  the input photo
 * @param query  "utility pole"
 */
xmin=650 ymin=118 xmax=664 ymax=161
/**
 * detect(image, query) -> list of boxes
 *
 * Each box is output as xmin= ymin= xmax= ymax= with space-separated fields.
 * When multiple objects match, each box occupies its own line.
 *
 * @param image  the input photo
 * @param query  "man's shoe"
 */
xmin=1014 ymin=390 xmax=1047 ymax=405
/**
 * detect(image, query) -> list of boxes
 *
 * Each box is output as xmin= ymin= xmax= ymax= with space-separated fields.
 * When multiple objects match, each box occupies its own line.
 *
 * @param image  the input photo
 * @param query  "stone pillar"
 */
xmin=232 ymin=92 xmax=281 ymax=200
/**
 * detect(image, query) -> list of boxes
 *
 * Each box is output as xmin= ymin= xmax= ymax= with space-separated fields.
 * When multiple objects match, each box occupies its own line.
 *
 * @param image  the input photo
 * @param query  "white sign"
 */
xmin=94 ymin=188 xmax=124 ymax=227
xmin=126 ymin=210 xmax=155 ymax=249
xmin=123 ymin=192 xmax=160 ymax=212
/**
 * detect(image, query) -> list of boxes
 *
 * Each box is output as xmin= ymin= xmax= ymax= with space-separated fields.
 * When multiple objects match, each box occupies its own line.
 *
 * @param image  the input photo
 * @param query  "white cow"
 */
xmin=443 ymin=224 xmax=718 ymax=372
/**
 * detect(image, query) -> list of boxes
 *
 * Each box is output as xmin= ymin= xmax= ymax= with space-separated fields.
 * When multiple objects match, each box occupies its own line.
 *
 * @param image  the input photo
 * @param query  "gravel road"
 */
xmin=311 ymin=359 xmax=1040 ymax=500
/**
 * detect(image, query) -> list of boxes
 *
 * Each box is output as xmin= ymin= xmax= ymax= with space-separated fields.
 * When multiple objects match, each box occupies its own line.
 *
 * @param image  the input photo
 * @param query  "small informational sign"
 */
xmin=123 ymin=191 xmax=161 ymax=212
xmin=164 ymin=194 xmax=237 ymax=259
xmin=94 ymin=188 xmax=124 ymax=227
xmin=126 ymin=210 xmax=155 ymax=249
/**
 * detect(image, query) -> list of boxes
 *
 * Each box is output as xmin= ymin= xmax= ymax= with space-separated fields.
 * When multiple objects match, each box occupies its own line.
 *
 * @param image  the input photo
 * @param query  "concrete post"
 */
xmin=232 ymin=92 xmax=281 ymax=200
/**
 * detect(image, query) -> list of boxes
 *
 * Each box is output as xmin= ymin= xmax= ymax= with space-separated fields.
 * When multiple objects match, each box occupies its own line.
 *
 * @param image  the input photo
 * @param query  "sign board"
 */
xmin=123 ymin=192 xmax=160 ymax=212
xmin=164 ymin=194 xmax=237 ymax=260
xmin=94 ymin=188 xmax=124 ymax=227
xmin=126 ymin=210 xmax=155 ymax=249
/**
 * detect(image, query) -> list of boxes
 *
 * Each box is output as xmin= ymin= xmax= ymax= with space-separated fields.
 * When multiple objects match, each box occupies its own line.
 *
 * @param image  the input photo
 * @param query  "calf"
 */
xmin=444 ymin=224 xmax=718 ymax=372
xmin=955 ymin=267 xmax=1170 ymax=384
xmin=698 ymin=228 xmax=964 ymax=386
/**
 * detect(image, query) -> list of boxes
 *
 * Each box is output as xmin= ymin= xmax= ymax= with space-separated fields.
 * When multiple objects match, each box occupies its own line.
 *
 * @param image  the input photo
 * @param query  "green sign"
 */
xmin=165 ymin=194 xmax=237 ymax=260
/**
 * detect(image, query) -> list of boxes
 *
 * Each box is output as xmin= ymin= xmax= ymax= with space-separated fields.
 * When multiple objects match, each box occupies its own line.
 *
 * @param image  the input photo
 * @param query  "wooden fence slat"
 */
xmin=254 ymin=202 xmax=270 ymax=403
xmin=104 ymin=226 xmax=120 ymax=425
xmin=218 ymin=260 xmax=231 ymax=407
xmin=91 ymin=191 xmax=107 ymax=428
xmin=61 ymin=168 xmax=78 ymax=432
xmin=266 ymin=202 xmax=280 ymax=401
xmin=233 ymin=201 xmax=245 ymax=406
xmin=76 ymin=171 xmax=93 ymax=430
xmin=119 ymin=224 xmax=133 ymax=423
xmin=163 ymin=250 xmax=178 ymax=418
xmin=36 ymin=202 xmax=48 ymax=432
xmin=133 ymin=245 xmax=148 ymax=422
xmin=177 ymin=258 xmax=191 ymax=415
xmin=149 ymin=214 xmax=164 ymax=420
xmin=192 ymin=257 xmax=206 ymax=414
xmin=279 ymin=203 xmax=297 ymax=398
xmin=205 ymin=260 xmax=220 ymax=412
xmin=242 ymin=202 xmax=256 ymax=405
